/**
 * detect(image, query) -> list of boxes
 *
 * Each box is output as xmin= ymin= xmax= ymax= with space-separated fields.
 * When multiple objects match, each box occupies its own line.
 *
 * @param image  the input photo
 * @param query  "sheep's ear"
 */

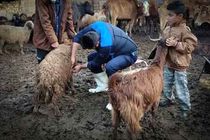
xmin=25 ymin=21 xmax=34 ymax=30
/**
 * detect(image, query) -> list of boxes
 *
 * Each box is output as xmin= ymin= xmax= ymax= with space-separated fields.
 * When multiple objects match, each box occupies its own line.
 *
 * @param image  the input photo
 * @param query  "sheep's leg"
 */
xmin=0 ymin=40 xmax=5 ymax=55
xmin=33 ymin=95 xmax=41 ymax=113
xmin=67 ymin=76 xmax=76 ymax=95
xmin=19 ymin=43 xmax=24 ymax=55
xmin=112 ymin=109 xmax=120 ymax=140
xmin=33 ymin=91 xmax=43 ymax=114
xmin=51 ymin=84 xmax=64 ymax=117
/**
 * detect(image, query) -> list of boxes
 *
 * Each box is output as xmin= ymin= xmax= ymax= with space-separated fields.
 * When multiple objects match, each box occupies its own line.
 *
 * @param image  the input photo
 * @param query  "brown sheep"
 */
xmin=33 ymin=44 xmax=74 ymax=116
xmin=108 ymin=41 xmax=168 ymax=140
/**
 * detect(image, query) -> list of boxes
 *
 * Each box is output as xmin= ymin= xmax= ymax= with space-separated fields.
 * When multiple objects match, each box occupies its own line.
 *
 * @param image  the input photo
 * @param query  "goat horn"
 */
xmin=149 ymin=34 xmax=162 ymax=42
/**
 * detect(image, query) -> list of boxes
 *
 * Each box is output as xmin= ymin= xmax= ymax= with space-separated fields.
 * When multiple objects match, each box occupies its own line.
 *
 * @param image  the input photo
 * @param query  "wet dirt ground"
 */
xmin=0 ymin=29 xmax=210 ymax=140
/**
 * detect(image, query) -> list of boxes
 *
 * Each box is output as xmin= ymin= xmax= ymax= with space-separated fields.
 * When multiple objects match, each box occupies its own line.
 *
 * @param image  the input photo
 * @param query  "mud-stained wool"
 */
xmin=35 ymin=44 xmax=74 ymax=116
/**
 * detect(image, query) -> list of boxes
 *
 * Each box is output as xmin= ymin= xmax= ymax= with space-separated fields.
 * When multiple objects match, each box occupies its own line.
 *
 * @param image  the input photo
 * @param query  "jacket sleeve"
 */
xmin=36 ymin=0 xmax=58 ymax=44
xmin=175 ymin=31 xmax=198 ymax=54
xmin=66 ymin=2 xmax=76 ymax=39
xmin=73 ymin=26 xmax=93 ymax=43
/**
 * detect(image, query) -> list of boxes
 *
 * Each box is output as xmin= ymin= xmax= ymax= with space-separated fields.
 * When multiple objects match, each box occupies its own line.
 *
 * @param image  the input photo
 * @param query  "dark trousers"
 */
xmin=88 ymin=52 xmax=137 ymax=77
xmin=36 ymin=49 xmax=50 ymax=63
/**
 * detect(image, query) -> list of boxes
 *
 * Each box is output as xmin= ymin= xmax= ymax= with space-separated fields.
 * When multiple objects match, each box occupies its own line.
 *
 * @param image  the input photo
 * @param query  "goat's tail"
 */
xmin=120 ymin=100 xmax=143 ymax=134
xmin=109 ymin=91 xmax=143 ymax=134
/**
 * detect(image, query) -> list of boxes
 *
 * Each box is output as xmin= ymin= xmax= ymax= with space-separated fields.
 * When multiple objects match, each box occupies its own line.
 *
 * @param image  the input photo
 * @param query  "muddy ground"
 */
xmin=0 ymin=29 xmax=210 ymax=140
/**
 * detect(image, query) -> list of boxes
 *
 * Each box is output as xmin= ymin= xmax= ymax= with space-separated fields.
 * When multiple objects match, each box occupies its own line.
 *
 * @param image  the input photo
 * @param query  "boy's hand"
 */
xmin=166 ymin=36 xmax=178 ymax=47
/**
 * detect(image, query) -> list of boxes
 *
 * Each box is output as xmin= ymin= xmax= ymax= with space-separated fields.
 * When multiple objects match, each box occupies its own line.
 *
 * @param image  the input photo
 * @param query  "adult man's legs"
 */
xmin=105 ymin=54 xmax=136 ymax=76
xmin=87 ymin=52 xmax=108 ymax=93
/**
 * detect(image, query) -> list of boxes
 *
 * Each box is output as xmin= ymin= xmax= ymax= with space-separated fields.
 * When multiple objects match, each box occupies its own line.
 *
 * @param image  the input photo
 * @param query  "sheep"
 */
xmin=108 ymin=41 xmax=168 ymax=140
xmin=0 ymin=20 xmax=34 ymax=55
xmin=33 ymin=44 xmax=75 ymax=117
xmin=78 ymin=12 xmax=107 ymax=30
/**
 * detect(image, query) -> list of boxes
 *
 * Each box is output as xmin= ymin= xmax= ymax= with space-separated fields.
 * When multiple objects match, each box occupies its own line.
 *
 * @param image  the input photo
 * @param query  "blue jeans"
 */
xmin=163 ymin=67 xmax=191 ymax=111
xmin=36 ymin=49 xmax=50 ymax=63
xmin=87 ymin=52 xmax=137 ymax=77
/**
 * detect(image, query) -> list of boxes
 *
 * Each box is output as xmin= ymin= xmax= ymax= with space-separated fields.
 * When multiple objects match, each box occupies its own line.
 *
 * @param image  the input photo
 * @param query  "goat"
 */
xmin=108 ymin=41 xmax=168 ymax=140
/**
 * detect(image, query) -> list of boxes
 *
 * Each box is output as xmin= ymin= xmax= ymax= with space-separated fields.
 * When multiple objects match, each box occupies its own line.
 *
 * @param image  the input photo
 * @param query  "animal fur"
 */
xmin=102 ymin=0 xmax=139 ymax=36
xmin=108 ymin=42 xmax=168 ymax=139
xmin=0 ymin=20 xmax=34 ymax=54
xmin=34 ymin=44 xmax=74 ymax=116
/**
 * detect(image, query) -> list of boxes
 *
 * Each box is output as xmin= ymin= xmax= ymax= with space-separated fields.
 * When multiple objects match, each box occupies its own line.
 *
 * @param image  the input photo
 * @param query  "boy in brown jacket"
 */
xmin=33 ymin=0 xmax=75 ymax=63
xmin=159 ymin=0 xmax=198 ymax=118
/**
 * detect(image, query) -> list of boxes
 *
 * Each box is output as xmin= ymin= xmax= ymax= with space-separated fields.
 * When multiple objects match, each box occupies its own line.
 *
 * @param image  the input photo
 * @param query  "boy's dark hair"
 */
xmin=80 ymin=31 xmax=99 ymax=49
xmin=167 ymin=0 xmax=187 ymax=19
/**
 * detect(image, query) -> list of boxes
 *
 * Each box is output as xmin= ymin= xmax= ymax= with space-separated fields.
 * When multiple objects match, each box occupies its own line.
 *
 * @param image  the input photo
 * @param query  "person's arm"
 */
xmin=166 ymin=31 xmax=197 ymax=54
xmin=175 ymin=31 xmax=198 ymax=54
xmin=73 ymin=63 xmax=88 ymax=73
xmin=66 ymin=2 xmax=76 ymax=39
xmin=36 ymin=0 xmax=58 ymax=46
xmin=87 ymin=47 xmax=111 ymax=69
xmin=73 ymin=25 xmax=93 ymax=43
xmin=71 ymin=42 xmax=80 ymax=67
xmin=71 ymin=26 xmax=93 ymax=66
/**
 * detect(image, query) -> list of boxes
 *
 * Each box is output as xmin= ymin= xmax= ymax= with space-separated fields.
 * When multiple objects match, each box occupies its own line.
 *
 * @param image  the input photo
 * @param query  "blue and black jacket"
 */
xmin=73 ymin=21 xmax=138 ymax=66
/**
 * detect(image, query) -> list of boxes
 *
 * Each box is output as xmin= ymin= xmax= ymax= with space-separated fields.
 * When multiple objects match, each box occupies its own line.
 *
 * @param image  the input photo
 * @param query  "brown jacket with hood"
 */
xmin=163 ymin=23 xmax=197 ymax=70
xmin=33 ymin=0 xmax=75 ymax=51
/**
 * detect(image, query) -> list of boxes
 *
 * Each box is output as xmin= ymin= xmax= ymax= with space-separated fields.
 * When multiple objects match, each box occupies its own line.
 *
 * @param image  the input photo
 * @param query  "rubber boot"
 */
xmin=89 ymin=72 xmax=108 ymax=93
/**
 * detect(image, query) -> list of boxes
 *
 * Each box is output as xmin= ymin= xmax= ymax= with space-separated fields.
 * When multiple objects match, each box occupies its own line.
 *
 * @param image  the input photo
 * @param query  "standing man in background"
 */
xmin=33 ymin=0 xmax=76 ymax=63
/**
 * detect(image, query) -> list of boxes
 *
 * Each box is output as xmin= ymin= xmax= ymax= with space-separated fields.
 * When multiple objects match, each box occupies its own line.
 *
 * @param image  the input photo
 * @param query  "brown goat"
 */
xmin=102 ymin=0 xmax=138 ymax=36
xmin=108 ymin=42 xmax=168 ymax=140
xmin=34 ymin=44 xmax=74 ymax=116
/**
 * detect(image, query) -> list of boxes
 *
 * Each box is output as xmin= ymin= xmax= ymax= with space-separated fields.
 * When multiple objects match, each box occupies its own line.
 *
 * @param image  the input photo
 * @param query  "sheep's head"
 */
xmin=24 ymin=20 xmax=34 ymax=30
xmin=79 ymin=14 xmax=97 ymax=30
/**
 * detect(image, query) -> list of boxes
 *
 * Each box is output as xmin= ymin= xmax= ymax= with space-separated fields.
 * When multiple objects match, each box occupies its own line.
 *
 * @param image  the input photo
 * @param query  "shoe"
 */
xmin=106 ymin=103 xmax=112 ymax=111
xmin=89 ymin=72 xmax=108 ymax=93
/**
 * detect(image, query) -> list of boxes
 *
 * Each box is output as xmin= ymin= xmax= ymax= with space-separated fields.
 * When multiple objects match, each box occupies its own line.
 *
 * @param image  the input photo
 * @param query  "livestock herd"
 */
xmin=0 ymin=0 xmax=209 ymax=139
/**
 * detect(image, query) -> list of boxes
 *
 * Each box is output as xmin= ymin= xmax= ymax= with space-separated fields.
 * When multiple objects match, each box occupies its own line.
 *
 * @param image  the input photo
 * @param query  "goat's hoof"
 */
xmin=37 ymin=105 xmax=53 ymax=116
xmin=54 ymin=109 xmax=62 ymax=117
